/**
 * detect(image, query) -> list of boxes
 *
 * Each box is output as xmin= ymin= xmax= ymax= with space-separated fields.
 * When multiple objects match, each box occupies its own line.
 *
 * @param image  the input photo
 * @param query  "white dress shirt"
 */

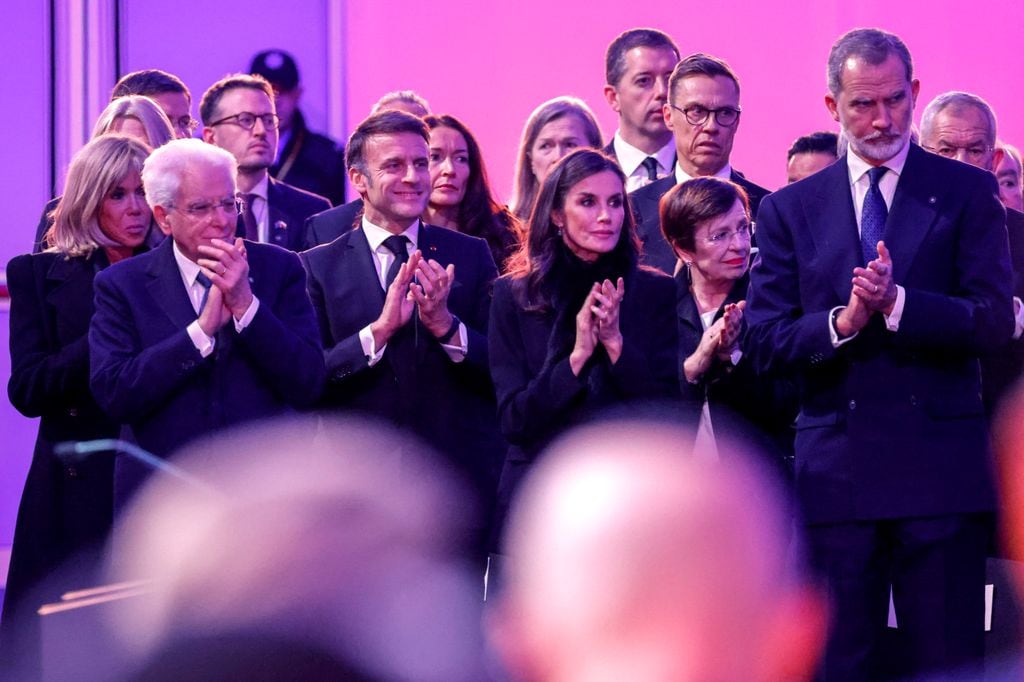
xmin=357 ymin=217 xmax=467 ymax=365
xmin=172 ymin=241 xmax=259 ymax=357
xmin=240 ymin=174 xmax=270 ymax=243
xmin=612 ymin=133 xmax=675 ymax=192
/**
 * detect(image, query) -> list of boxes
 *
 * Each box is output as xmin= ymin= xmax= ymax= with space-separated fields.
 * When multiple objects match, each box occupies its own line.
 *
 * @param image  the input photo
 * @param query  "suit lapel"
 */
xmin=45 ymin=252 xmax=101 ymax=332
xmin=146 ymin=239 xmax=202 ymax=330
xmin=884 ymin=145 xmax=942 ymax=282
xmin=347 ymin=226 xmax=387 ymax=308
xmin=807 ymin=159 xmax=861 ymax=303
xmin=266 ymin=179 xmax=295 ymax=249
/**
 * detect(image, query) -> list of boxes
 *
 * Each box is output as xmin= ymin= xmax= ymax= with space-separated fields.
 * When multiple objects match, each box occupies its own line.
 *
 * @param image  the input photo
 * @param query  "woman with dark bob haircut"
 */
xmin=422 ymin=114 xmax=520 ymax=271
xmin=661 ymin=176 xmax=796 ymax=472
xmin=3 ymin=134 xmax=154 ymax=672
xmin=489 ymin=148 xmax=679 ymax=542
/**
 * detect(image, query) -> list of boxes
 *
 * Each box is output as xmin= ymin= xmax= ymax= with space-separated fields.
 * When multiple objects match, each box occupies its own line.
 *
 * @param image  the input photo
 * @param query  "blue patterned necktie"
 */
xmin=861 ymin=166 xmax=888 ymax=263
xmin=195 ymin=271 xmax=213 ymax=314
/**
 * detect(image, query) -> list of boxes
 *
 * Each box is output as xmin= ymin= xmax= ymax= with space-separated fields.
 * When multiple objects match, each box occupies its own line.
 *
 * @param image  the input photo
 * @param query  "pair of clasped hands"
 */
xmin=196 ymin=238 xmax=253 ymax=337
xmin=570 ymin=278 xmax=626 ymax=376
xmin=685 ymin=299 xmax=746 ymax=384
xmin=370 ymin=250 xmax=457 ymax=348
xmin=834 ymin=241 xmax=898 ymax=337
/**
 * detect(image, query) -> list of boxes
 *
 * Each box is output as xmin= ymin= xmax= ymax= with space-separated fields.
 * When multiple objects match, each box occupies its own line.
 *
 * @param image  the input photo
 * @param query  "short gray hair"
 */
xmin=920 ymin=91 xmax=998 ymax=146
xmin=142 ymin=138 xmax=237 ymax=210
xmin=827 ymin=28 xmax=913 ymax=96
xmin=370 ymin=90 xmax=431 ymax=116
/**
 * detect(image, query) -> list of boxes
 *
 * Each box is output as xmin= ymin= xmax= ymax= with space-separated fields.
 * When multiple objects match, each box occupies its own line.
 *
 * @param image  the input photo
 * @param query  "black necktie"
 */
xmin=238 ymin=193 xmax=259 ymax=242
xmin=641 ymin=156 xmax=660 ymax=181
xmin=382 ymin=235 xmax=410 ymax=289
xmin=195 ymin=271 xmax=213 ymax=314
xmin=861 ymin=167 xmax=888 ymax=263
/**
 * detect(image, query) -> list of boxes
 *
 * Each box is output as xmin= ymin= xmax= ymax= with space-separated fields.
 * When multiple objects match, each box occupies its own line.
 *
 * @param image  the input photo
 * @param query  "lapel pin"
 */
xmin=928 ymin=196 xmax=937 ymax=204
xmin=274 ymin=220 xmax=287 ymax=230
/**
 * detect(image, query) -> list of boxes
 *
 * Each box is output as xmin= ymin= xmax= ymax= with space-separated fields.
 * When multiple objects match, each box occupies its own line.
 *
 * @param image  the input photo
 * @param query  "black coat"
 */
xmin=270 ymin=110 xmax=347 ymax=207
xmin=259 ymin=177 xmax=332 ymax=252
xmin=675 ymin=270 xmax=797 ymax=477
xmin=3 ymin=249 xmax=124 ymax=672
xmin=488 ymin=254 xmax=680 ymax=537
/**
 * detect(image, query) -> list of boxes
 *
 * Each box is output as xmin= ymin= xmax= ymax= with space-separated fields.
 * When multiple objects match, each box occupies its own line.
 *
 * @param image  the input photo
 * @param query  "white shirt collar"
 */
xmin=845 ymin=138 xmax=910 ymax=186
xmin=613 ymin=132 xmax=676 ymax=176
xmin=361 ymin=216 xmax=420 ymax=252
xmin=172 ymin=240 xmax=202 ymax=285
xmin=674 ymin=162 xmax=732 ymax=185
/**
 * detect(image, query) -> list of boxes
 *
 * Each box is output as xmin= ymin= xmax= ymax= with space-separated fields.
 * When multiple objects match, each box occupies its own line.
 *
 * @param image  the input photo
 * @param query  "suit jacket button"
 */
xmin=848 ymin=399 xmax=857 ymax=410
xmin=910 ymin=395 xmax=918 ymax=406
xmin=66 ymin=466 xmax=79 ymax=478
xmin=68 ymin=408 xmax=78 ymax=417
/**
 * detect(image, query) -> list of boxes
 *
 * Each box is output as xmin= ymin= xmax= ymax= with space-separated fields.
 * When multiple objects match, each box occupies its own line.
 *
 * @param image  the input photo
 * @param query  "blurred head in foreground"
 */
xmin=490 ymin=421 xmax=826 ymax=682
xmin=995 ymin=391 xmax=1024 ymax=583
xmin=106 ymin=416 xmax=489 ymax=681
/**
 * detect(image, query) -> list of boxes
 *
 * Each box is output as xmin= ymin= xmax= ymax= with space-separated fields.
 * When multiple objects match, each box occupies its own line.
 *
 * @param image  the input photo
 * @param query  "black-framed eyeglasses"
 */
xmin=207 ymin=112 xmax=280 ymax=131
xmin=167 ymin=198 xmax=241 ymax=219
xmin=669 ymin=103 xmax=742 ymax=127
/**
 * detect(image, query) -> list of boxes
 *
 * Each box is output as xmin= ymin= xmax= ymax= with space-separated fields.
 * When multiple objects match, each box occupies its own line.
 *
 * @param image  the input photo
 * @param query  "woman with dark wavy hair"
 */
xmin=488 ymin=148 xmax=678 ymax=543
xmin=423 ymin=114 xmax=519 ymax=270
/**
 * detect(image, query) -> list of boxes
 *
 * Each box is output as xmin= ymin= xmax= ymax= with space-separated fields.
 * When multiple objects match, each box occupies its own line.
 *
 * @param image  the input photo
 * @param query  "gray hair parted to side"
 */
xmin=920 ymin=91 xmax=998 ymax=147
xmin=827 ymin=28 xmax=913 ymax=96
xmin=142 ymin=138 xmax=238 ymax=211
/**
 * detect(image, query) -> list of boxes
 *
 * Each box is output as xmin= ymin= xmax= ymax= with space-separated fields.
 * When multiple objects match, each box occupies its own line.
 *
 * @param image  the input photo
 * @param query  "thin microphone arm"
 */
xmin=53 ymin=439 xmax=217 ymax=494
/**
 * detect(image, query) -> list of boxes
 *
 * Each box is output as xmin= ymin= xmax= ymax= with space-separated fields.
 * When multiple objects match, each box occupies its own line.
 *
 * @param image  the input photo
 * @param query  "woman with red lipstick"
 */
xmin=661 ymin=176 xmax=795 ymax=472
xmin=489 ymin=149 xmax=678 ymax=549
xmin=3 ymin=135 xmax=155 ymax=668
xmin=422 ymin=114 xmax=519 ymax=271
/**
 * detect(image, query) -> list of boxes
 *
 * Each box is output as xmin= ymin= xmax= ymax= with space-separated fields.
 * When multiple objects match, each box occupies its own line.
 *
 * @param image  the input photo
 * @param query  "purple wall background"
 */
xmin=2 ymin=0 xmax=1023 ymax=552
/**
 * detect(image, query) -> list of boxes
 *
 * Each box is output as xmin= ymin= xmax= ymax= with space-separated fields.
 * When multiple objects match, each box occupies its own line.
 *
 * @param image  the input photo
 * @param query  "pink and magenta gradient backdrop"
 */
xmin=345 ymin=1 xmax=1024 ymax=193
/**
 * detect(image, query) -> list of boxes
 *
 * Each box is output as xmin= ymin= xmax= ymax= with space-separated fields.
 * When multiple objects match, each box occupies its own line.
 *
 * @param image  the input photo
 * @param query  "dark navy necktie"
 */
xmin=861 ymin=166 xmax=888 ymax=263
xmin=238 ymin=193 xmax=259 ymax=242
xmin=641 ymin=156 xmax=660 ymax=182
xmin=382 ymin=235 xmax=410 ymax=289
xmin=195 ymin=271 xmax=213 ymax=314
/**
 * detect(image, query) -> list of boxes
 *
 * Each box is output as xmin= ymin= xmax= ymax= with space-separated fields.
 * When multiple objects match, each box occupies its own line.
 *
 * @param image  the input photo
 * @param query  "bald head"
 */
xmin=493 ymin=422 xmax=826 ymax=682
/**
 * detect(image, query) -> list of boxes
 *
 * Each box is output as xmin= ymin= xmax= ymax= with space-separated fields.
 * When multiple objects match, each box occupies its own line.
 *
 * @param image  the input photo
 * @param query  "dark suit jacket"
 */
xmin=259 ymin=177 xmax=331 ymax=252
xmin=270 ymin=110 xmax=347 ymax=207
xmin=3 ymin=250 xmax=124 ymax=672
xmin=89 ymin=238 xmax=325 ymax=464
xmin=488 ymin=264 xmax=680 ymax=524
xmin=303 ymin=198 xmax=364 ymax=250
xmin=745 ymin=144 xmax=1013 ymax=524
xmin=676 ymin=270 xmax=797 ymax=477
xmin=630 ymin=169 xmax=770 ymax=275
xmin=981 ymin=207 xmax=1024 ymax=415
xmin=300 ymin=224 xmax=501 ymax=493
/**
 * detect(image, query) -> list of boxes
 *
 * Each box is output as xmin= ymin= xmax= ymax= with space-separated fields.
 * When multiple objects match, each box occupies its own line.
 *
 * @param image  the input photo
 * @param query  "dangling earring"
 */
xmin=683 ymin=260 xmax=693 ymax=286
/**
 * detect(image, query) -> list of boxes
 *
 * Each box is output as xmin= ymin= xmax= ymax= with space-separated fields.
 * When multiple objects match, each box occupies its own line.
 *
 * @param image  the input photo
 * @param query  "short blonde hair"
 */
xmin=50 ymin=135 xmax=153 ymax=257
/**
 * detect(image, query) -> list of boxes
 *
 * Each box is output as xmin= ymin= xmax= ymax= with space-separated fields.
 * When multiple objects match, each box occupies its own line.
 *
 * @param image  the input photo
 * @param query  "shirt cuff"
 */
xmin=439 ymin=322 xmax=467 ymax=363
xmin=233 ymin=295 xmax=260 ymax=332
xmin=729 ymin=348 xmax=743 ymax=366
xmin=186 ymin=320 xmax=216 ymax=358
xmin=829 ymin=306 xmax=858 ymax=348
xmin=1014 ymin=297 xmax=1024 ymax=340
xmin=883 ymin=285 xmax=906 ymax=332
xmin=359 ymin=324 xmax=386 ymax=367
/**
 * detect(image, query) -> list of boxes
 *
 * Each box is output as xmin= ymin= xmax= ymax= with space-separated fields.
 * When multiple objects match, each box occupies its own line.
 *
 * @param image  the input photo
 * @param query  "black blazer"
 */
xmin=270 ymin=110 xmax=347 ymax=207
xmin=3 ymin=250 xmax=124 ymax=672
xmin=745 ymin=145 xmax=1013 ymax=523
xmin=300 ymin=224 xmax=502 ymax=493
xmin=303 ymin=198 xmax=364 ymax=250
xmin=261 ymin=177 xmax=331 ymax=252
xmin=488 ymin=263 xmax=680 ymax=526
xmin=676 ymin=270 xmax=797 ymax=475
xmin=89 ymin=238 xmax=325 ymax=464
xmin=629 ymin=170 xmax=770 ymax=275
xmin=980 ymin=207 xmax=1024 ymax=415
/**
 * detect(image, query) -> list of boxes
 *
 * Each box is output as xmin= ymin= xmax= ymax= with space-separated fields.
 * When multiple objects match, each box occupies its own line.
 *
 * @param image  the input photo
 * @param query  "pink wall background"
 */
xmin=345 ymin=1 xmax=1024 ymax=194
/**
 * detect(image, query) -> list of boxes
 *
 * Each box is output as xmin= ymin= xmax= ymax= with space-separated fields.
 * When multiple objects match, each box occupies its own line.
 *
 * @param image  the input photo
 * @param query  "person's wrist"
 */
xmin=833 ymin=307 xmax=852 ymax=338
xmin=434 ymin=314 xmax=460 ymax=343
